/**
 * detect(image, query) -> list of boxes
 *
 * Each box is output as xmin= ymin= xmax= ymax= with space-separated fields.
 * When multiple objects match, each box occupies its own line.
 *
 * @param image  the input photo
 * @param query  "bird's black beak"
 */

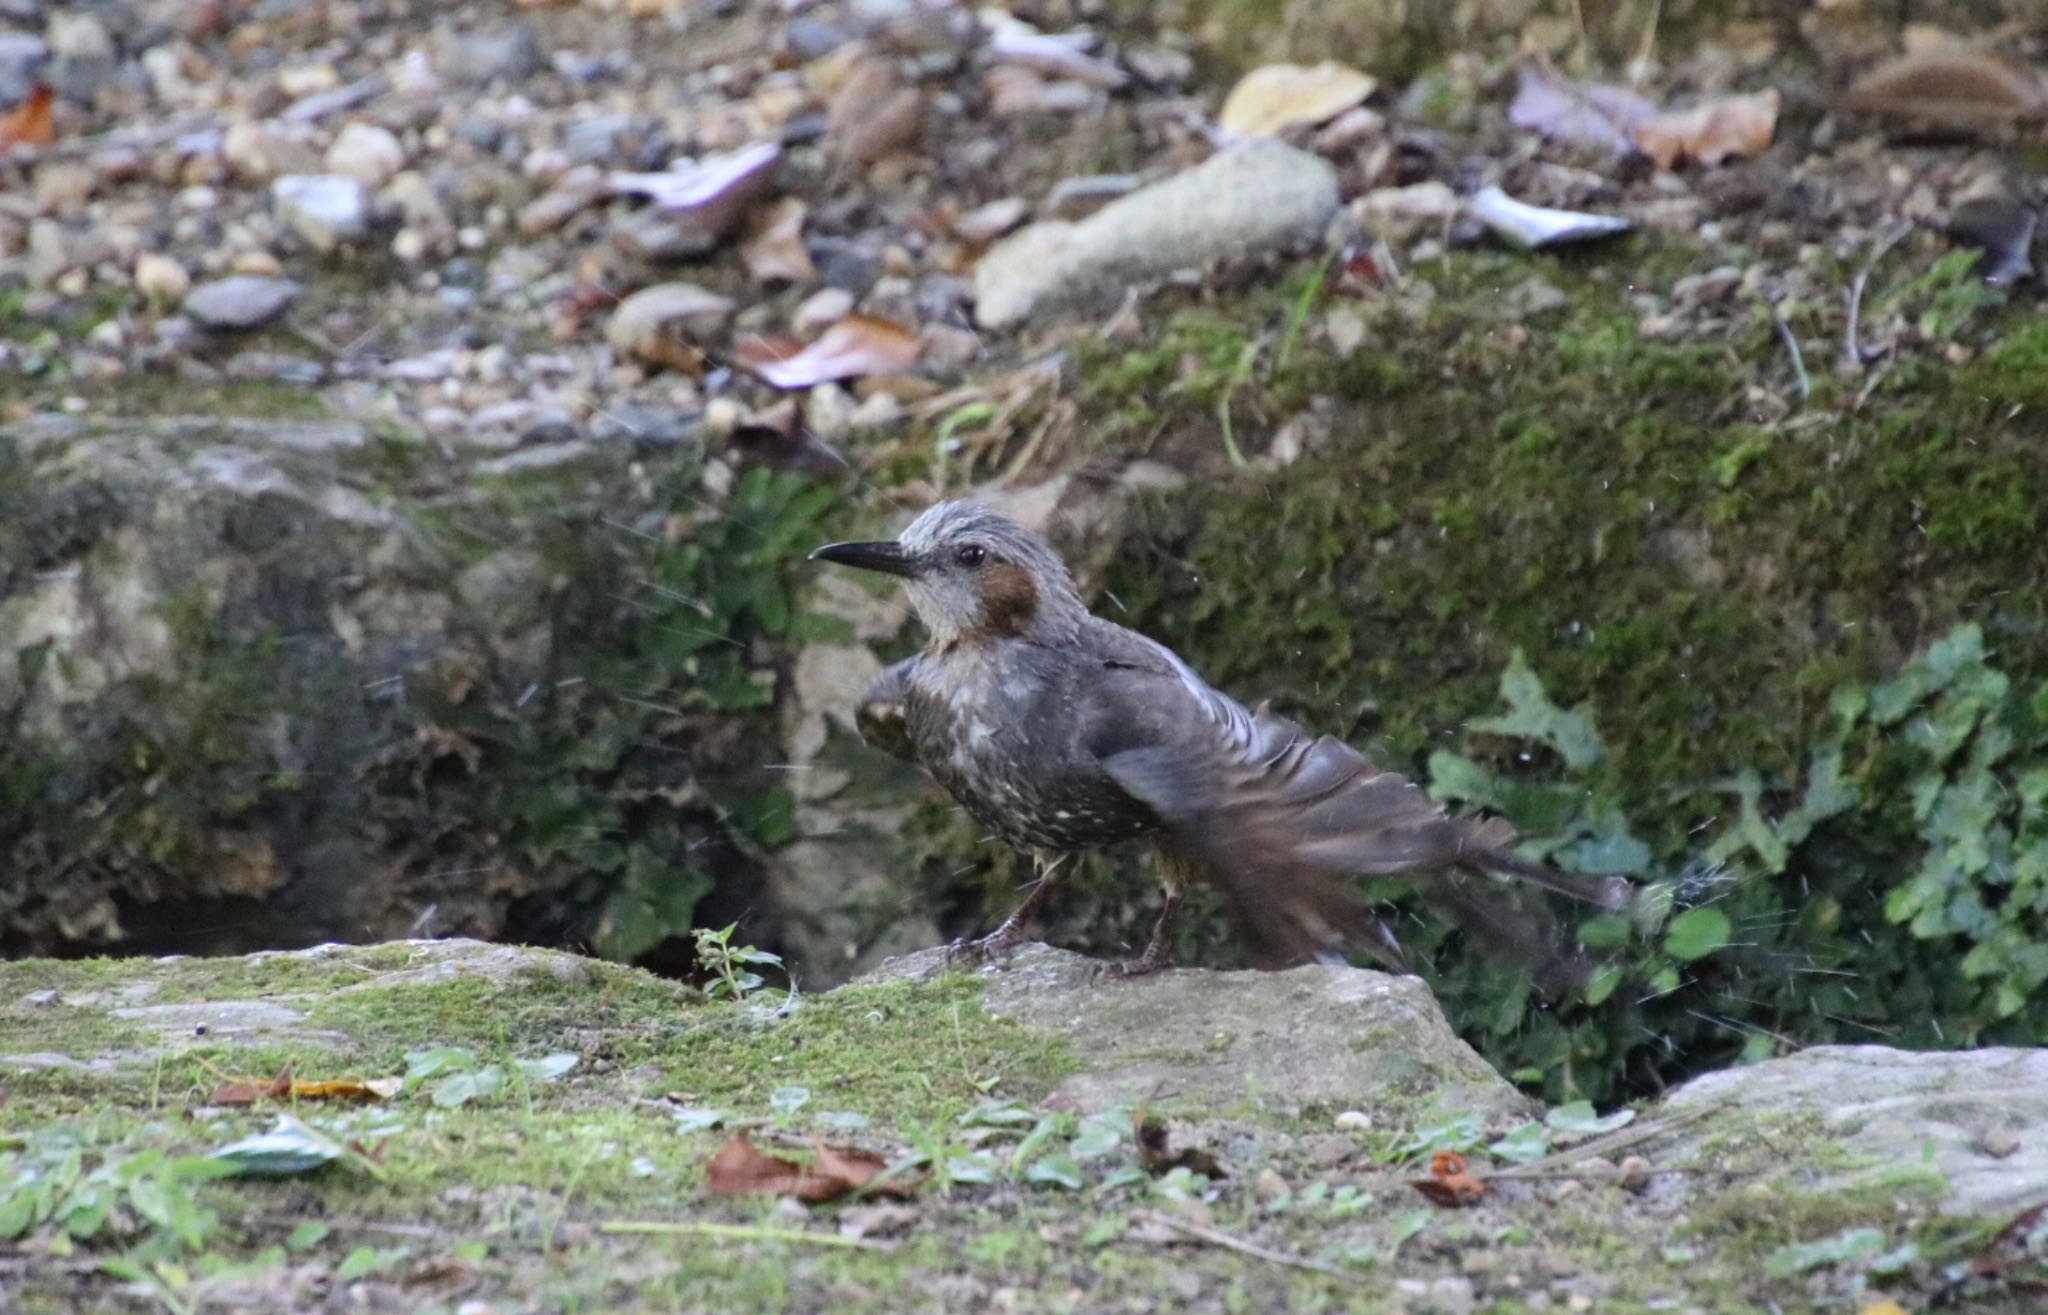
xmin=810 ymin=539 xmax=921 ymax=578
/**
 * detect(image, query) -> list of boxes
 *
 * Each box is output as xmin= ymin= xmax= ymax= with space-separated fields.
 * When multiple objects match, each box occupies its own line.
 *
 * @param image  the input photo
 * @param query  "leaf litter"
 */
xmin=703 ymin=1134 xmax=916 ymax=1204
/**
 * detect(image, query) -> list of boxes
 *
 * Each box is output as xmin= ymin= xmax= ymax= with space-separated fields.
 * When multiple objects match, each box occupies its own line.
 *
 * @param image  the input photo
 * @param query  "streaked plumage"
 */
xmin=815 ymin=501 xmax=1632 ymax=975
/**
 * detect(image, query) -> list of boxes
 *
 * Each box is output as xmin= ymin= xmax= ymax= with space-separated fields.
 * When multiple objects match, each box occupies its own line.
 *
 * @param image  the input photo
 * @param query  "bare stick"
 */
xmin=598 ymin=1219 xmax=896 ymax=1251
xmin=1772 ymin=309 xmax=1809 ymax=402
xmin=1487 ymin=1101 xmax=1723 ymax=1181
xmin=1842 ymin=224 xmax=1911 ymax=368
xmin=1132 ymin=1210 xmax=1361 ymax=1282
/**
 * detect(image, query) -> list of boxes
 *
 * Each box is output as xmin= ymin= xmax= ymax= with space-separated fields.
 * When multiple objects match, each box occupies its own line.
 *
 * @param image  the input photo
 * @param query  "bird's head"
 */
xmin=811 ymin=500 xmax=1086 ymax=649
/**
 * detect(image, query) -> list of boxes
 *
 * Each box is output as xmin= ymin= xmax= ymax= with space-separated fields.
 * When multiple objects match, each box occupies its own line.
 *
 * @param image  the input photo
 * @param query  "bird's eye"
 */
xmin=954 ymin=543 xmax=986 ymax=567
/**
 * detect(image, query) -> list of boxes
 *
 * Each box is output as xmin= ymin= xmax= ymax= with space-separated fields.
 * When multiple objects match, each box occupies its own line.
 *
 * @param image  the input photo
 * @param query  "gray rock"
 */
xmin=0 ymin=32 xmax=46 ymax=107
xmin=44 ymin=12 xmax=114 ymax=102
xmin=865 ymin=942 xmax=1531 ymax=1121
xmin=973 ymin=142 xmax=1340 ymax=329
xmin=604 ymin=282 xmax=734 ymax=367
xmin=440 ymin=22 xmax=544 ymax=87
xmin=271 ymin=174 xmax=370 ymax=251
xmin=1664 ymin=1044 xmax=2048 ymax=1216
xmin=183 ymin=275 xmax=301 ymax=329
xmin=323 ymin=122 xmax=406 ymax=187
xmin=26 ymin=219 xmax=111 ymax=291
xmin=588 ymin=404 xmax=698 ymax=449
xmin=562 ymin=112 xmax=633 ymax=163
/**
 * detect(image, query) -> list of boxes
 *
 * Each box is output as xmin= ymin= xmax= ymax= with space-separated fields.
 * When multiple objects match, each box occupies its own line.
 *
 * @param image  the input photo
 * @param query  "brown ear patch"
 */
xmin=978 ymin=561 xmax=1040 ymax=636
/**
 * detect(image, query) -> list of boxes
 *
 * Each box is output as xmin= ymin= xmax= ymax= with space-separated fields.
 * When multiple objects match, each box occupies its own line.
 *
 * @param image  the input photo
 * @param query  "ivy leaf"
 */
xmin=1582 ymin=963 xmax=1623 ymax=1006
xmin=514 ymin=1053 xmax=579 ymax=1084
xmin=1576 ymin=916 xmax=1632 ymax=949
xmin=1469 ymin=650 xmax=1606 ymax=770
xmin=1545 ymin=1101 xmax=1635 ymax=1136
xmin=1024 ymin=1154 xmax=1085 ymax=1190
xmin=1763 ymin=1226 xmax=1886 ymax=1278
xmin=210 ymin=1117 xmax=346 ymax=1177
xmin=1485 ymin=1121 xmax=1551 ymax=1164
xmin=432 ymin=1066 xmax=504 ymax=1109
xmin=671 ymin=1107 xmax=728 ymax=1134
xmin=1663 ymin=907 xmax=1732 ymax=961
xmin=769 ymin=1085 xmax=812 ymax=1124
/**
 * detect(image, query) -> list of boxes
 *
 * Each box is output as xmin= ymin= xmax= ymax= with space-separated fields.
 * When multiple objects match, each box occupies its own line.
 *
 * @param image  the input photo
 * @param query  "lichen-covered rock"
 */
xmin=1665 ymin=1044 xmax=2048 ymax=1216
xmin=866 ymin=943 xmax=1530 ymax=1121
xmin=0 ymin=413 xmax=787 ymax=962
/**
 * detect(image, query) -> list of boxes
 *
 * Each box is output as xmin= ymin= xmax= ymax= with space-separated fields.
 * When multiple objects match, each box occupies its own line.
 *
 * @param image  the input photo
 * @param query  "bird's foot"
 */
xmin=1097 ymin=948 xmax=1171 ymax=980
xmin=944 ymin=926 xmax=1025 ymax=969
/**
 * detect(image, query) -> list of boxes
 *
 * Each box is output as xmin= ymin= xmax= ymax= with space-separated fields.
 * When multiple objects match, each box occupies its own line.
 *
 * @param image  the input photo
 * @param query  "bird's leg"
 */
xmin=1104 ymin=868 xmax=1186 ymax=980
xmin=948 ymin=854 xmax=1067 ymax=966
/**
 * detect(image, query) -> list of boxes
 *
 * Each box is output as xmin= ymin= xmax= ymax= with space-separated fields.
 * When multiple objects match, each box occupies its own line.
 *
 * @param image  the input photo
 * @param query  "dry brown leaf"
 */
xmin=211 ymin=1069 xmax=400 ymax=1105
xmin=1410 ymin=1150 xmax=1488 ymax=1207
xmin=0 ymin=85 xmax=55 ymax=150
xmin=1634 ymin=89 xmax=1779 ymax=169
xmin=985 ymin=66 xmax=1094 ymax=116
xmin=829 ymin=57 xmax=924 ymax=165
xmin=293 ymin=1077 xmax=403 ymax=1102
xmin=987 ymin=29 xmax=1127 ymax=90
xmin=741 ymin=197 xmax=817 ymax=284
xmin=607 ymin=142 xmax=781 ymax=238
xmin=1218 ymin=61 xmax=1376 ymax=137
xmin=704 ymin=1135 xmax=905 ymax=1204
xmin=1508 ymin=63 xmax=1654 ymax=155
xmin=747 ymin=315 xmax=920 ymax=389
xmin=1845 ymin=47 xmax=2048 ymax=129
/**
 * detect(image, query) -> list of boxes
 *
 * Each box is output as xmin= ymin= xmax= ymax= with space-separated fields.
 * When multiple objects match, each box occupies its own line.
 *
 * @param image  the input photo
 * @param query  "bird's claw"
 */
xmin=944 ymin=929 xmax=1022 ymax=969
xmin=1096 ymin=952 xmax=1169 ymax=981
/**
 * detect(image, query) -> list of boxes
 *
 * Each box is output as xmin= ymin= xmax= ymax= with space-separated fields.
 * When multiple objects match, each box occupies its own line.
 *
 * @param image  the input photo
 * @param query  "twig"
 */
xmin=1771 ymin=308 xmax=1809 ymax=403
xmin=1131 ymin=1210 xmax=1361 ymax=1282
xmin=597 ymin=1219 xmax=896 ymax=1251
xmin=1842 ymin=224 xmax=1911 ymax=368
xmin=1487 ymin=1102 xmax=1724 ymax=1181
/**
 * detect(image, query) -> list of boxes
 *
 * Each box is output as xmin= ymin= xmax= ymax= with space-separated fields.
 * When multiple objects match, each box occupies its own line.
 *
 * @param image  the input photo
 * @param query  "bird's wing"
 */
xmin=853 ymin=656 xmax=920 ymax=764
xmin=1079 ymin=621 xmax=1626 ymax=969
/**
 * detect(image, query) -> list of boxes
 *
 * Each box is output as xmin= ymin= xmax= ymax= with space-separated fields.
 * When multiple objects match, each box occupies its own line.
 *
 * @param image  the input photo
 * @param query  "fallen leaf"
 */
xmin=987 ymin=26 xmax=1127 ymax=90
xmin=1410 ymin=1150 xmax=1487 ymax=1207
xmin=0 ymin=84 xmax=54 ymax=150
xmin=1634 ymin=89 xmax=1779 ymax=169
xmin=1845 ymin=47 xmax=2048 ymax=130
xmin=828 ymin=57 xmax=923 ymax=165
xmin=985 ymin=66 xmax=1095 ymax=116
xmin=1471 ymin=186 xmax=1631 ymax=250
xmin=745 ymin=315 xmax=920 ymax=389
xmin=1218 ymin=61 xmax=1376 ymax=138
xmin=953 ymin=196 xmax=1029 ymax=243
xmin=742 ymin=197 xmax=817 ymax=284
xmin=211 ymin=1116 xmax=348 ymax=1177
xmin=704 ymin=1135 xmax=908 ymax=1204
xmin=607 ymin=282 xmax=734 ymax=374
xmin=607 ymin=142 xmax=782 ymax=242
xmin=1508 ymin=63 xmax=1654 ymax=155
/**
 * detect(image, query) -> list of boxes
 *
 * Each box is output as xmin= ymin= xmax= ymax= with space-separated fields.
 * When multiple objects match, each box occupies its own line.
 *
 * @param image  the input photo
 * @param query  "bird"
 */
xmin=811 ymin=500 xmax=1634 ymax=978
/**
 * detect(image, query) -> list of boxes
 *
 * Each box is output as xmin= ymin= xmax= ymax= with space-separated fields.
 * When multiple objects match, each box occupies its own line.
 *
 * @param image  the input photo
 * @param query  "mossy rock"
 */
xmin=2 ymin=939 xmax=2039 ymax=1313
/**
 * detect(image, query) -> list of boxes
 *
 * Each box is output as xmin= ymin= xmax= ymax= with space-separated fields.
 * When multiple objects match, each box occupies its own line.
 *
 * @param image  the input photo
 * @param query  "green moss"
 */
xmin=1042 ymin=241 xmax=2048 ymax=1099
xmin=6 ymin=941 xmax=2041 ymax=1315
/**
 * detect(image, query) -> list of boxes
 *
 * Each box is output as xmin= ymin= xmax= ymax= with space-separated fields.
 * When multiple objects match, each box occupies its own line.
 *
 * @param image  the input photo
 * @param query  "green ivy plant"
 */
xmin=1417 ymin=623 xmax=2048 ymax=1103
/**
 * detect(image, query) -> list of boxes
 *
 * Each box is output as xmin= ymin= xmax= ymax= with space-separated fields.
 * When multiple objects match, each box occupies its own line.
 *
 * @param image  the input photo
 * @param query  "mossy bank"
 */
xmin=4 ymin=939 xmax=2041 ymax=1314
